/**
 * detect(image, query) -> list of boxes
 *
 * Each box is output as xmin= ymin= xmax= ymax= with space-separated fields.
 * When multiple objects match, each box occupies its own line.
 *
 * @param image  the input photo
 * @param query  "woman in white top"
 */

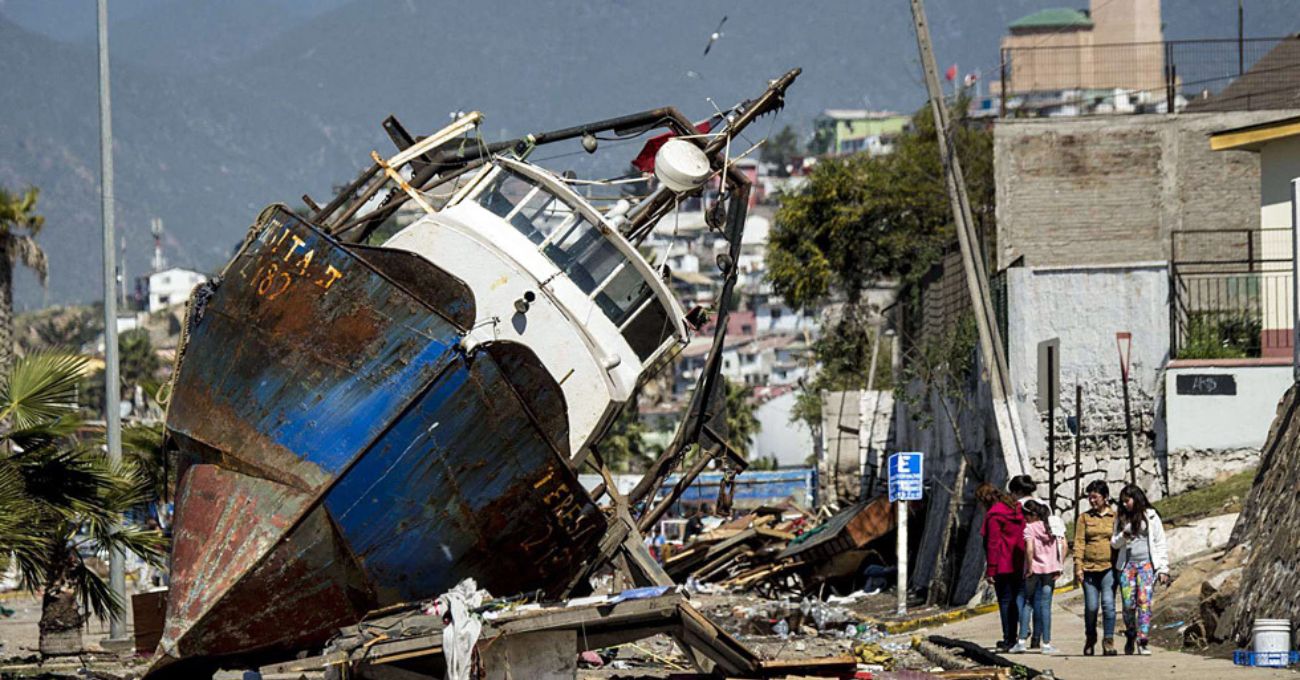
xmin=1111 ymin=485 xmax=1169 ymax=656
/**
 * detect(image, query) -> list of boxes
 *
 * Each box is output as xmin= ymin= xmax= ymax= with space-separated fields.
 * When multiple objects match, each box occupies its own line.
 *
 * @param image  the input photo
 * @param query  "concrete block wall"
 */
xmin=994 ymin=111 xmax=1300 ymax=271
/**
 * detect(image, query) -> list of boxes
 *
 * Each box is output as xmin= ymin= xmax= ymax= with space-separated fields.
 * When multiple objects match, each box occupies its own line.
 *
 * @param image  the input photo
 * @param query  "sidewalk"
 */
xmin=913 ymin=589 xmax=1298 ymax=679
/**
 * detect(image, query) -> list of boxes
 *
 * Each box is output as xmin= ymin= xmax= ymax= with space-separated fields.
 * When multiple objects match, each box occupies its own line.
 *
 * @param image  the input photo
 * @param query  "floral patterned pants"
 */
xmin=1120 ymin=561 xmax=1156 ymax=642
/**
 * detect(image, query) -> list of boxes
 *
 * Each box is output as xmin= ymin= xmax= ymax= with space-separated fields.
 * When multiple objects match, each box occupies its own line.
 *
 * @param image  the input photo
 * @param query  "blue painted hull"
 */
xmin=151 ymin=206 xmax=605 ymax=675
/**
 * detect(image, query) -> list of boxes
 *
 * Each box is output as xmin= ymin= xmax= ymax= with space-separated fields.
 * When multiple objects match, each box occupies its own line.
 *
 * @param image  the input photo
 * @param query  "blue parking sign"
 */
xmin=888 ymin=452 xmax=924 ymax=502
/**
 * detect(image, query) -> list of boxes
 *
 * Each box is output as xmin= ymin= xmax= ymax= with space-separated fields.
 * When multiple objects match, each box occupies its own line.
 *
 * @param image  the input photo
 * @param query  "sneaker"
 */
xmin=1009 ymin=639 xmax=1028 ymax=654
xmin=1041 ymin=643 xmax=1059 ymax=655
xmin=1137 ymin=641 xmax=1152 ymax=656
xmin=1084 ymin=634 xmax=1097 ymax=656
xmin=1124 ymin=635 xmax=1136 ymax=655
xmin=995 ymin=640 xmax=1013 ymax=652
xmin=1102 ymin=638 xmax=1118 ymax=656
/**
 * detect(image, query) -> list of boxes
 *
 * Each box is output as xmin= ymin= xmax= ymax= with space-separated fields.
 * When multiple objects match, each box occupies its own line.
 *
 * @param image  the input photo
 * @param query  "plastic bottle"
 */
xmin=773 ymin=619 xmax=790 ymax=638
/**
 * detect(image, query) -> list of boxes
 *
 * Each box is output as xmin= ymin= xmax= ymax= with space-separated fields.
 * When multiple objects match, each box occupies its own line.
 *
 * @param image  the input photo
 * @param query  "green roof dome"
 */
xmin=1009 ymin=8 xmax=1093 ymax=30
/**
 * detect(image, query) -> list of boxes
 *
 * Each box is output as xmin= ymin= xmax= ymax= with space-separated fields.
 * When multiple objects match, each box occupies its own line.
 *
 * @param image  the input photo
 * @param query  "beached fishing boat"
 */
xmin=148 ymin=70 xmax=798 ymax=678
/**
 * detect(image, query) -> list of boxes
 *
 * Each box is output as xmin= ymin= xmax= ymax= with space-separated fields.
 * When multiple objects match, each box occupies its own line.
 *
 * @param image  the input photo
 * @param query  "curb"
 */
xmin=864 ymin=584 xmax=1078 ymax=634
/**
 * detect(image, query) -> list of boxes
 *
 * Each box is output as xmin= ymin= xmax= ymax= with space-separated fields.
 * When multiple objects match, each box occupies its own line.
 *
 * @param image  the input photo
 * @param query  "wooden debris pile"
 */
xmin=664 ymin=509 xmax=809 ymax=594
xmin=663 ymin=497 xmax=899 ymax=597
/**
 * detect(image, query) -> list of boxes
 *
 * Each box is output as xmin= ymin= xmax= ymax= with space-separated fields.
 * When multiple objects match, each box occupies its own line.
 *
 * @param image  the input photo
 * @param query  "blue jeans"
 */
xmin=993 ymin=573 xmax=1022 ymax=647
xmin=1082 ymin=569 xmax=1117 ymax=639
xmin=1019 ymin=574 xmax=1056 ymax=643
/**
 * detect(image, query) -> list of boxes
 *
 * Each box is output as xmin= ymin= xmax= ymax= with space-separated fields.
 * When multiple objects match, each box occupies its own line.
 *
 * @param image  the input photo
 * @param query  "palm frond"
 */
xmin=0 ymin=186 xmax=45 ymax=238
xmin=71 ymin=556 xmax=118 ymax=622
xmin=3 ymin=416 xmax=81 ymax=455
xmin=0 ymin=352 xmax=88 ymax=428
xmin=0 ymin=460 xmax=46 ymax=563
xmin=10 ymin=234 xmax=48 ymax=285
xmin=10 ymin=443 xmax=115 ymax=524
xmin=122 ymin=423 xmax=169 ymax=501
xmin=97 ymin=524 xmax=168 ymax=569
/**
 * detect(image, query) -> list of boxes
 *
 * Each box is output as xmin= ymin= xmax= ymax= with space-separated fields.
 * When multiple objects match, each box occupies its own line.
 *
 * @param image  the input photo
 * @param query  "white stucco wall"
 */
xmin=1165 ymin=363 xmax=1291 ymax=451
xmin=1006 ymin=263 xmax=1171 ymax=502
xmin=1007 ymin=263 xmax=1170 ymax=450
xmin=1257 ymin=137 xmax=1300 ymax=335
xmin=1259 ymin=137 xmax=1300 ymax=232
xmin=148 ymin=268 xmax=207 ymax=313
xmin=751 ymin=390 xmax=815 ymax=468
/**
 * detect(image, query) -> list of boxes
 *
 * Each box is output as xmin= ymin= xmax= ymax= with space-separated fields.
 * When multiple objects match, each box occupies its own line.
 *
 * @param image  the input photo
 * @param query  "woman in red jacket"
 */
xmin=978 ymin=482 xmax=1027 ymax=652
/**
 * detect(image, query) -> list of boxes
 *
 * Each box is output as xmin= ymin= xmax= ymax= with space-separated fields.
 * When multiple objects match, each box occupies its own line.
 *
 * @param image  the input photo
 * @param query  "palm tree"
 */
xmin=0 ymin=186 xmax=50 ymax=373
xmin=0 ymin=352 xmax=166 ymax=655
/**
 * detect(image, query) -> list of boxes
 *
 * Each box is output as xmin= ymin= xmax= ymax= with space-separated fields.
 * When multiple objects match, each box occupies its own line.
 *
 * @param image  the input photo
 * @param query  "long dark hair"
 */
xmin=1117 ymin=485 xmax=1155 ymax=534
xmin=1008 ymin=475 xmax=1037 ymax=497
xmin=976 ymin=482 xmax=1016 ymax=509
xmin=1022 ymin=499 xmax=1050 ymax=524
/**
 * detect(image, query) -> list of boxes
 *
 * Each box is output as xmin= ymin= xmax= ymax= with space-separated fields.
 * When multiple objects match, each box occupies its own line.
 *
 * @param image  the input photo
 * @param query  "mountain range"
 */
xmin=1 ymin=0 xmax=1296 ymax=308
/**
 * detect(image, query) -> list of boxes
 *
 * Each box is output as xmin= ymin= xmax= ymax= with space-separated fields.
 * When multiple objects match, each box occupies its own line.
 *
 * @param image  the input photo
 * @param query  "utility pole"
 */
xmin=908 ymin=0 xmax=1029 ymax=476
xmin=97 ymin=0 xmax=127 ymax=644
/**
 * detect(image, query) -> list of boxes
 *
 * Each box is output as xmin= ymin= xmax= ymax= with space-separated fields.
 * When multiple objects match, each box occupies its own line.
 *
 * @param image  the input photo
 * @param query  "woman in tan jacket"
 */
xmin=1074 ymin=480 xmax=1118 ymax=656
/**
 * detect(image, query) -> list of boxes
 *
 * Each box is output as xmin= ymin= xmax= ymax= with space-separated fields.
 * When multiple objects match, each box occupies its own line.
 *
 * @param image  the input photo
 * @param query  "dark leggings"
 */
xmin=993 ymin=573 xmax=1023 ymax=646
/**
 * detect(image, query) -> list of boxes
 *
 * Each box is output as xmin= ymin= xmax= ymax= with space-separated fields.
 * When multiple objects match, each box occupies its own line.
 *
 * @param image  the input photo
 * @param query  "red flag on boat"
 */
xmin=631 ymin=120 xmax=714 ymax=173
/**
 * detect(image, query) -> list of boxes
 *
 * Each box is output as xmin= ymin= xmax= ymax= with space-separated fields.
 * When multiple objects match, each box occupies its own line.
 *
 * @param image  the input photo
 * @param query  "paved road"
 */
xmin=914 ymin=589 xmax=1297 ymax=679
xmin=0 ymin=591 xmax=121 ymax=655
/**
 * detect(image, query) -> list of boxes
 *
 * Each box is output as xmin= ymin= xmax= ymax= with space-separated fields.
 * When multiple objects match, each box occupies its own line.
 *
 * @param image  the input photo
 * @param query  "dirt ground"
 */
xmin=1 ymin=589 xmax=950 ymax=679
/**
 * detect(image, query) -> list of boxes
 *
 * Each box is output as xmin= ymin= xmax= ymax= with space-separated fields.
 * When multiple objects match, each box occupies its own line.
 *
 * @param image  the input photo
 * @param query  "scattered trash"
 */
xmin=578 ymin=650 xmax=604 ymax=668
xmin=851 ymin=641 xmax=895 ymax=670
xmin=774 ymin=619 xmax=791 ymax=639
xmin=439 ymin=579 xmax=490 ymax=680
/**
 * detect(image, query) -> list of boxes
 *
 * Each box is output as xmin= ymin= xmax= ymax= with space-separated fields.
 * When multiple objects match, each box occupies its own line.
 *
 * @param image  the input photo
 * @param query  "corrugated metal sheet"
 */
xmin=658 ymin=468 xmax=816 ymax=507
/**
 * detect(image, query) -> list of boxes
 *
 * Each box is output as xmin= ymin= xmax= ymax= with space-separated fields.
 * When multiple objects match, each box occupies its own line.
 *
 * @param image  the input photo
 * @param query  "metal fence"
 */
xmin=999 ymin=37 xmax=1287 ymax=117
xmin=1169 ymin=228 xmax=1293 ymax=359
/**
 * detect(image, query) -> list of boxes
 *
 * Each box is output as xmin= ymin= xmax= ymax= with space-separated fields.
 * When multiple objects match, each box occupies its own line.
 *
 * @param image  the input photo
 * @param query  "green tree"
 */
xmin=119 ymin=328 xmax=162 ymax=390
xmin=767 ymin=99 xmax=992 ymax=311
xmin=17 ymin=306 xmax=102 ymax=356
xmin=0 ymin=187 xmax=50 ymax=373
xmin=767 ymin=97 xmax=992 ymax=391
xmin=599 ymin=400 xmax=652 ymax=473
xmin=0 ymin=352 xmax=166 ymax=655
xmin=760 ymin=125 xmax=802 ymax=177
xmin=807 ymin=126 xmax=834 ymax=156
xmin=722 ymin=377 xmax=760 ymax=457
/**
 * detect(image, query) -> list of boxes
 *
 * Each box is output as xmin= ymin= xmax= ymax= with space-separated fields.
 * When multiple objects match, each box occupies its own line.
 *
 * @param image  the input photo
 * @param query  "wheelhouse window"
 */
xmin=472 ymin=165 xmax=681 ymax=362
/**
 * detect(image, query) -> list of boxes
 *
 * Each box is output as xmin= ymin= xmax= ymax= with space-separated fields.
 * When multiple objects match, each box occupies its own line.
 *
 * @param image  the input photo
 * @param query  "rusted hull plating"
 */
xmin=150 ymin=207 xmax=605 ymax=677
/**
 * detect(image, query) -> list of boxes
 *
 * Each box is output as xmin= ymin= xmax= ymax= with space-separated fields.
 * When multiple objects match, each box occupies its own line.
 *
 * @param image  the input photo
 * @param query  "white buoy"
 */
xmin=654 ymin=138 xmax=710 ymax=193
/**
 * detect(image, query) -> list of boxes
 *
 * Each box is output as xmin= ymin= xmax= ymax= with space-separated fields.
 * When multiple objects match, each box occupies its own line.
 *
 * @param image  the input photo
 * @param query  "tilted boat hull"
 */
xmin=149 ymin=207 xmax=605 ymax=676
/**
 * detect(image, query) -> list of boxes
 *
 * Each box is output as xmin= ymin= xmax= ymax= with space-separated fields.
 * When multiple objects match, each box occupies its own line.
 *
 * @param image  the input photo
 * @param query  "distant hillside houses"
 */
xmin=144 ymin=267 xmax=207 ymax=313
xmin=812 ymin=109 xmax=911 ymax=156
